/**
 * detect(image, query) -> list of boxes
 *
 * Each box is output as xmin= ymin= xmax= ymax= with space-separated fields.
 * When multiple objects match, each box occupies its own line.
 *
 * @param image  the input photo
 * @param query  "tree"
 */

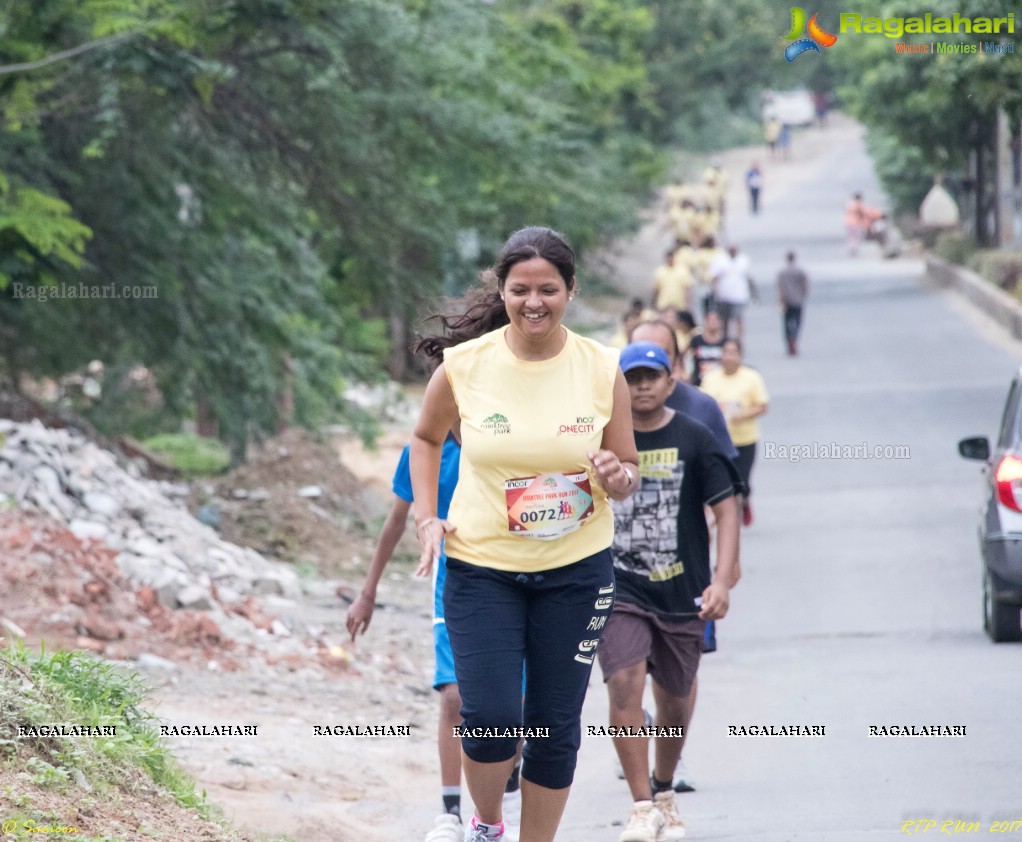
xmin=0 ymin=0 xmax=673 ymax=455
xmin=830 ymin=0 xmax=1022 ymax=236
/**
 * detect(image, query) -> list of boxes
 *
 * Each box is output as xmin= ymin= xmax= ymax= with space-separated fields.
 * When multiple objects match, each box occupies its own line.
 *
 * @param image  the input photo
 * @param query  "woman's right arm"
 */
xmin=410 ymin=363 xmax=460 ymax=576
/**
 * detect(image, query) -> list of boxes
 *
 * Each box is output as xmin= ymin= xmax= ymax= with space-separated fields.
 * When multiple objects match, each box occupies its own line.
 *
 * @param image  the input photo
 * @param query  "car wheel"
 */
xmin=983 ymin=568 xmax=1022 ymax=643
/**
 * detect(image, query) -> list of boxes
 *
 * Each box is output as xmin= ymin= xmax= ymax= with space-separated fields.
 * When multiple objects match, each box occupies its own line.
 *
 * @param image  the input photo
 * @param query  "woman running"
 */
xmin=411 ymin=226 xmax=638 ymax=842
xmin=699 ymin=338 xmax=768 ymax=527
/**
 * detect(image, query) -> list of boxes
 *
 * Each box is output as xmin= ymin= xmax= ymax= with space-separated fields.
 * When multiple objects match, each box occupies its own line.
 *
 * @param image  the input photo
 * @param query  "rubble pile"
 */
xmin=0 ymin=419 xmax=300 ymax=610
xmin=0 ymin=419 xmax=376 ymax=673
xmin=198 ymin=427 xmax=383 ymax=571
xmin=0 ymin=509 xmax=241 ymax=664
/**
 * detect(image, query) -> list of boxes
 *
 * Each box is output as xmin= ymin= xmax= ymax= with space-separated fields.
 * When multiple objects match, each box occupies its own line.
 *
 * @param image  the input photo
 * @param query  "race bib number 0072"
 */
xmin=505 ymin=471 xmax=595 ymax=540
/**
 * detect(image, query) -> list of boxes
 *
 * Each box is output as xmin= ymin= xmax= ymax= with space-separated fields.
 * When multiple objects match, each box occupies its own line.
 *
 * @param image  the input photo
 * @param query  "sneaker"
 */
xmin=653 ymin=790 xmax=687 ymax=840
xmin=672 ymin=759 xmax=696 ymax=793
xmin=424 ymin=813 xmax=463 ymax=842
xmin=619 ymin=800 xmax=664 ymax=842
xmin=501 ymin=789 xmax=521 ymax=842
xmin=464 ymin=817 xmax=504 ymax=841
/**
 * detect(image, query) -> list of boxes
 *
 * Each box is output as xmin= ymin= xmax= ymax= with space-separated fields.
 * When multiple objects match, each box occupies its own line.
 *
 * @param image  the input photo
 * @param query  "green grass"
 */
xmin=142 ymin=433 xmax=231 ymax=477
xmin=0 ymin=643 xmax=208 ymax=814
xmin=0 ymin=645 xmax=308 ymax=840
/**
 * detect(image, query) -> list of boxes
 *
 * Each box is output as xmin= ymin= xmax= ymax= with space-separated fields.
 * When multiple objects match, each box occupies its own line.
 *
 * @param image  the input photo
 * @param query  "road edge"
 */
xmin=924 ymin=255 xmax=1022 ymax=341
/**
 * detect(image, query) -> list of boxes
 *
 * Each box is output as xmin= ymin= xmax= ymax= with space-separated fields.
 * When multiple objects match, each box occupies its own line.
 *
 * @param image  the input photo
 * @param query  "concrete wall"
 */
xmin=924 ymin=256 xmax=1022 ymax=340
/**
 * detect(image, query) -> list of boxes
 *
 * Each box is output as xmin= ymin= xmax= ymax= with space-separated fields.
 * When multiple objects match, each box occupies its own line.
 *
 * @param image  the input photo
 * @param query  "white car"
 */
xmin=762 ymin=90 xmax=816 ymax=127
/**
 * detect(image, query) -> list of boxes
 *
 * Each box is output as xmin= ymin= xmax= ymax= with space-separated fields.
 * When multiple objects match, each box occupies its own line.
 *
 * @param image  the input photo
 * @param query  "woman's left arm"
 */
xmin=589 ymin=369 xmax=639 ymax=501
xmin=735 ymin=402 xmax=768 ymax=423
xmin=735 ymin=374 xmax=769 ymax=423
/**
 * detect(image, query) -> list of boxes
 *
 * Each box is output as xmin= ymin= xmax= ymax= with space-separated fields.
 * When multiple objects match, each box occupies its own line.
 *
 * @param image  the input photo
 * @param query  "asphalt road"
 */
xmin=556 ymin=116 xmax=1022 ymax=841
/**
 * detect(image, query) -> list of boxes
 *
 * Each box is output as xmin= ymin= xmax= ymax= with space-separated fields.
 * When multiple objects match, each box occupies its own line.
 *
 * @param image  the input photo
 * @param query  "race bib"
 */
xmin=505 ymin=472 xmax=595 ymax=541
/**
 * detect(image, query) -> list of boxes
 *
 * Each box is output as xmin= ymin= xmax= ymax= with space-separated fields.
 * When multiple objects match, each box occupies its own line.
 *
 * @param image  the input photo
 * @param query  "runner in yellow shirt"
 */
xmin=652 ymin=250 xmax=693 ymax=311
xmin=412 ymin=226 xmax=639 ymax=842
xmin=702 ymin=157 xmax=730 ymax=215
xmin=699 ymin=339 xmax=768 ymax=527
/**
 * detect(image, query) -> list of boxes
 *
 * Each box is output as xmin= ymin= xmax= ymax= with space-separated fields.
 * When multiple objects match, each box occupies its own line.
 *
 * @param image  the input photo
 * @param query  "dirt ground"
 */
xmin=111 ymin=421 xmax=446 ymax=841
xmin=148 ymin=575 xmax=438 ymax=842
xmin=0 ymin=761 xmax=256 ymax=842
xmin=195 ymin=427 xmax=388 ymax=575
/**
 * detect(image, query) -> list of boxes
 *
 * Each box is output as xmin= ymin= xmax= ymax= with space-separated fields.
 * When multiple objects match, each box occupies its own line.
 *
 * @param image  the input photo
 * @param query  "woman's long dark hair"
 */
xmin=415 ymin=226 xmax=576 ymax=364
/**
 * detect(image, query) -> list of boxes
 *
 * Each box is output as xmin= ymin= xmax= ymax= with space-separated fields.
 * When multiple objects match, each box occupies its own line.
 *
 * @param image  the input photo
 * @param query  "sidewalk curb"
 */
xmin=923 ymin=255 xmax=1022 ymax=340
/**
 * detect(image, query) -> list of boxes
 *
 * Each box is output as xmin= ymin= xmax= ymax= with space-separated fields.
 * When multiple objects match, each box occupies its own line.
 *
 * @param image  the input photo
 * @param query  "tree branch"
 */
xmin=0 ymin=29 xmax=148 ymax=76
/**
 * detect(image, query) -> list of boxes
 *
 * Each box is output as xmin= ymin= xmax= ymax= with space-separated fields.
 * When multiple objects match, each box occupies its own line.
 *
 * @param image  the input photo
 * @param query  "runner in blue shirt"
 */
xmin=347 ymin=433 xmax=522 ymax=841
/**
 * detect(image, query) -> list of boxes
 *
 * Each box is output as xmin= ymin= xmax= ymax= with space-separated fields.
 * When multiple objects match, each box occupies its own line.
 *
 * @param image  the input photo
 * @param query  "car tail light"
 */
xmin=995 ymin=454 xmax=1022 ymax=512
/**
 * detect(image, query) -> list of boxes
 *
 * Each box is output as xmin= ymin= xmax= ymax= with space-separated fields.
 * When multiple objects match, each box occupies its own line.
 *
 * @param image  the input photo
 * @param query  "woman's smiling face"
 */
xmin=502 ymin=257 xmax=572 ymax=345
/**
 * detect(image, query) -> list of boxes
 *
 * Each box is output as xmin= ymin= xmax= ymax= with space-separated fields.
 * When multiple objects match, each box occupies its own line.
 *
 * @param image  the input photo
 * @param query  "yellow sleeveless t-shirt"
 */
xmin=442 ymin=326 xmax=619 ymax=572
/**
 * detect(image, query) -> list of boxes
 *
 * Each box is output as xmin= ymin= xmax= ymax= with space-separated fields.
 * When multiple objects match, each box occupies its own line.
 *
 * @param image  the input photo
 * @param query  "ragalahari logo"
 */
xmin=784 ymin=7 xmax=838 ymax=61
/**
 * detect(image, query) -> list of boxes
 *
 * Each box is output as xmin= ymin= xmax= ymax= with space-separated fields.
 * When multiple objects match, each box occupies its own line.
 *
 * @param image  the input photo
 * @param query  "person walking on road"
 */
xmin=777 ymin=251 xmax=809 ymax=356
xmin=599 ymin=341 xmax=740 ymax=842
xmin=764 ymin=116 xmax=781 ymax=161
xmin=699 ymin=339 xmax=769 ymax=527
xmin=702 ymin=156 xmax=730 ymax=216
xmin=710 ymin=244 xmax=757 ymax=343
xmin=688 ymin=236 xmax=720 ymax=318
xmin=628 ymin=320 xmax=742 ymax=793
xmin=411 ymin=226 xmax=639 ymax=842
xmin=686 ymin=308 xmax=726 ymax=388
xmin=778 ymin=122 xmax=792 ymax=161
xmin=652 ymin=248 xmax=693 ymax=312
xmin=745 ymin=161 xmax=763 ymax=215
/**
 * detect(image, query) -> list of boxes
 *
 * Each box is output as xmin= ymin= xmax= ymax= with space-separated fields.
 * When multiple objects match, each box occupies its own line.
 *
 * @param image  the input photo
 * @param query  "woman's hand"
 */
xmin=415 ymin=518 xmax=457 ymax=577
xmin=588 ymin=449 xmax=635 ymax=499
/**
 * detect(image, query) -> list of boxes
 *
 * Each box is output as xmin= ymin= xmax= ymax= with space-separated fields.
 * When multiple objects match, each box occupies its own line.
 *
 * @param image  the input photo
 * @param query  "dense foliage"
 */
xmin=0 ymin=0 xmax=793 ymax=454
xmin=826 ymin=0 xmax=1022 ymax=232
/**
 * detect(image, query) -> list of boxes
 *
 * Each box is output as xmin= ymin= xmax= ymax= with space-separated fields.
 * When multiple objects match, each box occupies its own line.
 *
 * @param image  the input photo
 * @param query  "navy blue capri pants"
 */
xmin=443 ymin=549 xmax=615 ymax=790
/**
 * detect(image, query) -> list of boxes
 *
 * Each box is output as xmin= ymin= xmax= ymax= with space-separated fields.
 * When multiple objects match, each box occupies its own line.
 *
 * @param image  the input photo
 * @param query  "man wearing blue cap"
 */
xmin=598 ymin=341 xmax=740 ymax=842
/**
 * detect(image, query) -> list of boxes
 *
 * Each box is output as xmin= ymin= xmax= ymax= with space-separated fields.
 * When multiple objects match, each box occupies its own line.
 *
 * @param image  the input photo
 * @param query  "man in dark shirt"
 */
xmin=598 ymin=342 xmax=740 ymax=841
xmin=686 ymin=308 xmax=726 ymax=387
xmin=777 ymin=251 xmax=809 ymax=356
xmin=628 ymin=318 xmax=742 ymax=793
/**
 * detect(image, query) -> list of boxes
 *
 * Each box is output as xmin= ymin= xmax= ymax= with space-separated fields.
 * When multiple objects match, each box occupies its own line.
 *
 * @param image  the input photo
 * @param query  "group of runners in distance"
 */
xmin=345 ymin=157 xmax=793 ymax=841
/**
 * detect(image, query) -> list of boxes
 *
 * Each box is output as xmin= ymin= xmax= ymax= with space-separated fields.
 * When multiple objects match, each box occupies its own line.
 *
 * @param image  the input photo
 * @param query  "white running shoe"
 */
xmin=424 ymin=813 xmax=463 ymax=842
xmin=618 ymin=800 xmax=664 ymax=842
xmin=463 ymin=817 xmax=504 ymax=842
xmin=654 ymin=790 xmax=687 ymax=840
xmin=501 ymin=789 xmax=521 ymax=842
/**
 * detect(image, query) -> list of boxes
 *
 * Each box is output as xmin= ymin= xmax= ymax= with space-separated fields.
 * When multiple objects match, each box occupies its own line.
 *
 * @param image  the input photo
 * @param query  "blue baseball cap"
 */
xmin=619 ymin=342 xmax=671 ymax=375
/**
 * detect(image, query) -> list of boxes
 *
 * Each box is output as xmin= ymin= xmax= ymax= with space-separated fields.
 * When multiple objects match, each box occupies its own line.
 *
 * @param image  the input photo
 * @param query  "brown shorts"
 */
xmin=597 ymin=601 xmax=704 ymax=698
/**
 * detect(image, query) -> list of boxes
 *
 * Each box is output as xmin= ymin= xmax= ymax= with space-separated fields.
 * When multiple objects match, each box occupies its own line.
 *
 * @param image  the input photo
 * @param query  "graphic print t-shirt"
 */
xmin=688 ymin=334 xmax=725 ymax=386
xmin=611 ymin=412 xmax=736 ymax=617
